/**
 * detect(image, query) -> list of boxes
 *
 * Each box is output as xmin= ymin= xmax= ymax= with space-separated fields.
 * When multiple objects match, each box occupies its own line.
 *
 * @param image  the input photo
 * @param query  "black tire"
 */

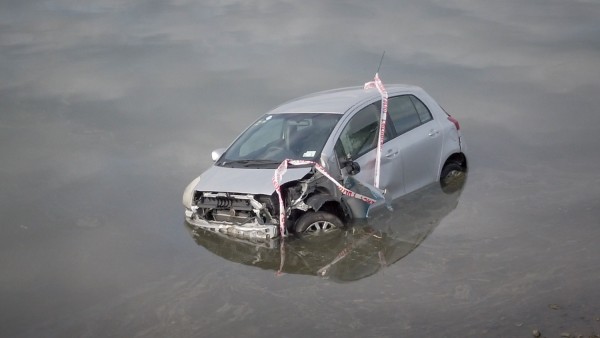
xmin=294 ymin=211 xmax=344 ymax=235
xmin=440 ymin=162 xmax=466 ymax=193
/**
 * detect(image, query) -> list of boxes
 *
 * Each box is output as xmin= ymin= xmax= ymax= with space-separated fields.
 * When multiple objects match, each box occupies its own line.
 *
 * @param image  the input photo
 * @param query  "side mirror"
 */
xmin=345 ymin=161 xmax=361 ymax=175
xmin=211 ymin=148 xmax=226 ymax=162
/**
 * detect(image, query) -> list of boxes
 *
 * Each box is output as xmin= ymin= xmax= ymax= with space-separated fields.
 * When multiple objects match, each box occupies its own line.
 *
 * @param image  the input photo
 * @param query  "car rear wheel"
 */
xmin=440 ymin=162 xmax=466 ymax=193
xmin=294 ymin=211 xmax=343 ymax=235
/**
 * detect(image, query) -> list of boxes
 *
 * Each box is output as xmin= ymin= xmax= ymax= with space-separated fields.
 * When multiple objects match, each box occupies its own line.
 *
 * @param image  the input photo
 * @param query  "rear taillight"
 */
xmin=447 ymin=115 xmax=460 ymax=130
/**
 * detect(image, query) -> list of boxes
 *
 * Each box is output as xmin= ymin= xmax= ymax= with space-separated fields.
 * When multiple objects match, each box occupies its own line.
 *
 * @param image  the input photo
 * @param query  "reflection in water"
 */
xmin=187 ymin=173 xmax=466 ymax=282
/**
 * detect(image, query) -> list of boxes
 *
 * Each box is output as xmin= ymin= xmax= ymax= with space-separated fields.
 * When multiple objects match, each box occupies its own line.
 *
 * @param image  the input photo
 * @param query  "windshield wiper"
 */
xmin=221 ymin=159 xmax=282 ymax=167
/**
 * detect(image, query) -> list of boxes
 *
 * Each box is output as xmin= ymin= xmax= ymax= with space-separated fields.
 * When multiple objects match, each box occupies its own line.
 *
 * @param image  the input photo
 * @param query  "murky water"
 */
xmin=2 ymin=1 xmax=599 ymax=337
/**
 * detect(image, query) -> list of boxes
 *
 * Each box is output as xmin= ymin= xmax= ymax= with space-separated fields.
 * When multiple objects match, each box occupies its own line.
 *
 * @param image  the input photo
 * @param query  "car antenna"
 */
xmin=376 ymin=50 xmax=386 ymax=74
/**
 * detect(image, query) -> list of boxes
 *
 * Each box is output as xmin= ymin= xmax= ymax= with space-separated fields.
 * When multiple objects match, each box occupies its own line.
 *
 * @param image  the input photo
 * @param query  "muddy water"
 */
xmin=1 ymin=1 xmax=600 ymax=337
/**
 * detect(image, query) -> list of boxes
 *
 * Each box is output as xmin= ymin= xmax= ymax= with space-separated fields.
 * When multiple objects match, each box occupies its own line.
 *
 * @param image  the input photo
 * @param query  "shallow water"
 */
xmin=1 ymin=1 xmax=600 ymax=337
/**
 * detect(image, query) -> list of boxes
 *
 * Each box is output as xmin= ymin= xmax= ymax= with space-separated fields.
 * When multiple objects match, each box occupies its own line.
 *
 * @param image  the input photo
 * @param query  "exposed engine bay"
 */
xmin=185 ymin=171 xmax=340 ymax=241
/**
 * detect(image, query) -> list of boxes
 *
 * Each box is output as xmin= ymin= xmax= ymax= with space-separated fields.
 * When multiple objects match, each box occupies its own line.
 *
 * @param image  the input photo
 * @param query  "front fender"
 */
xmin=305 ymin=194 xmax=337 ymax=212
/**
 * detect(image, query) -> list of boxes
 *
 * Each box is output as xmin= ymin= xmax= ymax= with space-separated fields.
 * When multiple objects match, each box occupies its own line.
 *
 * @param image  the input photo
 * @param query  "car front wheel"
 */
xmin=294 ymin=211 xmax=343 ymax=235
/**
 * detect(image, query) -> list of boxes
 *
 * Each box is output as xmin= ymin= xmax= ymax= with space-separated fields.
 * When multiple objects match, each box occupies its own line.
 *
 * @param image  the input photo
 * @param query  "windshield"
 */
xmin=218 ymin=113 xmax=341 ymax=168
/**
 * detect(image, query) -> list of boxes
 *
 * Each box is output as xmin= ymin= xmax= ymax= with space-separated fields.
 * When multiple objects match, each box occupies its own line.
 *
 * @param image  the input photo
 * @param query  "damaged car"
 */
xmin=182 ymin=83 xmax=467 ymax=240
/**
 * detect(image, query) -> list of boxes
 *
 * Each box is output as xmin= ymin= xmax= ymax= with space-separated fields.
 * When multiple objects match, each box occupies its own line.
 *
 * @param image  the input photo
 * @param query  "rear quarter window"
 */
xmin=388 ymin=94 xmax=433 ymax=135
xmin=410 ymin=95 xmax=433 ymax=123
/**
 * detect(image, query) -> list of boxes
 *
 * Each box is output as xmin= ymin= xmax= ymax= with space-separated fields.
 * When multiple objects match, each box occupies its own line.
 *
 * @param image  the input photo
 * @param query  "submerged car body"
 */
xmin=183 ymin=84 xmax=467 ymax=240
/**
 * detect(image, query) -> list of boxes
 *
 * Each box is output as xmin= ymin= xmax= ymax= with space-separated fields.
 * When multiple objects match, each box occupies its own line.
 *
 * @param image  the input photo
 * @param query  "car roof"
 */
xmin=269 ymin=84 xmax=422 ymax=114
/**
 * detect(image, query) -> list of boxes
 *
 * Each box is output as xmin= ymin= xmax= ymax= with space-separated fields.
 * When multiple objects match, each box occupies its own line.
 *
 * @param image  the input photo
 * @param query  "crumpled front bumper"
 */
xmin=185 ymin=209 xmax=279 ymax=240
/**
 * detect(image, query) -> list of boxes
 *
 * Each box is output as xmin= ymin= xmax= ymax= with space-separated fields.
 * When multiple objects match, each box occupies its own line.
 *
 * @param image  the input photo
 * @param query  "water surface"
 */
xmin=1 ymin=1 xmax=599 ymax=337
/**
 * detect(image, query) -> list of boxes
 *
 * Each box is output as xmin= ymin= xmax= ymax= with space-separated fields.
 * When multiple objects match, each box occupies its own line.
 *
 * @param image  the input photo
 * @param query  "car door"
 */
xmin=334 ymin=101 xmax=401 ymax=195
xmin=386 ymin=94 xmax=443 ymax=195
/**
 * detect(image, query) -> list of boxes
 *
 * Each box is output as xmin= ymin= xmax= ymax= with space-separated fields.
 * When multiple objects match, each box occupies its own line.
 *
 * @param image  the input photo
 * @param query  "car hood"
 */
xmin=194 ymin=165 xmax=313 ymax=195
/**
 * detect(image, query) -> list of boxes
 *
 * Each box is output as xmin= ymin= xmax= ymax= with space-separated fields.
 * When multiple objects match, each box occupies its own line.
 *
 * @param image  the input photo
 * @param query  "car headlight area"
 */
xmin=182 ymin=176 xmax=201 ymax=210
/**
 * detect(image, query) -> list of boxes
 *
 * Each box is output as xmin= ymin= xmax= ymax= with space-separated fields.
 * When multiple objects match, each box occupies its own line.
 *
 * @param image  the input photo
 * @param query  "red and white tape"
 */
xmin=272 ymin=159 xmax=376 ymax=236
xmin=273 ymin=75 xmax=388 ymax=236
xmin=363 ymin=73 xmax=388 ymax=189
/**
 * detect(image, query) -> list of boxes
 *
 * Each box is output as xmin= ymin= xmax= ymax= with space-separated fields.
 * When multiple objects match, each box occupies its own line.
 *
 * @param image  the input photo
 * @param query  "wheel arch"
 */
xmin=442 ymin=152 xmax=467 ymax=173
xmin=304 ymin=194 xmax=346 ymax=222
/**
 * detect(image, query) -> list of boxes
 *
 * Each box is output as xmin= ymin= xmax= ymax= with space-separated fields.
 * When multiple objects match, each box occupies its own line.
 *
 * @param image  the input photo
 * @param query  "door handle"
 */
xmin=428 ymin=129 xmax=439 ymax=137
xmin=385 ymin=151 xmax=399 ymax=158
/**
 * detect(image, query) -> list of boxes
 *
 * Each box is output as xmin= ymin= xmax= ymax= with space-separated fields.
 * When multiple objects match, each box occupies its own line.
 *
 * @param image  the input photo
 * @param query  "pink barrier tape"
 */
xmin=272 ymin=159 xmax=377 ymax=237
xmin=274 ymin=75 xmax=389 ymax=274
xmin=276 ymin=239 xmax=286 ymax=277
xmin=364 ymin=73 xmax=388 ymax=189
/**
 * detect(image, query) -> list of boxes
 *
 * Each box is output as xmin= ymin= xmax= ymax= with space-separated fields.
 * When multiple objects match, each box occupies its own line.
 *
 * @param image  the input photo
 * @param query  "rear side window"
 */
xmin=411 ymin=96 xmax=433 ymax=124
xmin=388 ymin=95 xmax=433 ymax=135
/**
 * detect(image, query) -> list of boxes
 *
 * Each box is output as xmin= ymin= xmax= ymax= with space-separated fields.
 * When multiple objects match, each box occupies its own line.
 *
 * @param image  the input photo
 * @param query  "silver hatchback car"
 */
xmin=183 ymin=83 xmax=466 ymax=240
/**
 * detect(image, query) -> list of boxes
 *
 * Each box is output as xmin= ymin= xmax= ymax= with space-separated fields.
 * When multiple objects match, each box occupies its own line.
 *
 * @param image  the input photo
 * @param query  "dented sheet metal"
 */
xmin=185 ymin=162 xmax=385 ymax=240
xmin=273 ymin=159 xmax=384 ymax=236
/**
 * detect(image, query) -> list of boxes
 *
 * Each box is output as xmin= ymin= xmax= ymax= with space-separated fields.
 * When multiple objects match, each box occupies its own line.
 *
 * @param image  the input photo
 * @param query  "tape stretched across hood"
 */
xmin=194 ymin=165 xmax=312 ymax=195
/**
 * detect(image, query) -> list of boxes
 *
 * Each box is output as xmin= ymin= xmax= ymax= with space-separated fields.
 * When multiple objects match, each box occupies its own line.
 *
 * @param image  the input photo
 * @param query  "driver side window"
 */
xmin=335 ymin=103 xmax=391 ymax=161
